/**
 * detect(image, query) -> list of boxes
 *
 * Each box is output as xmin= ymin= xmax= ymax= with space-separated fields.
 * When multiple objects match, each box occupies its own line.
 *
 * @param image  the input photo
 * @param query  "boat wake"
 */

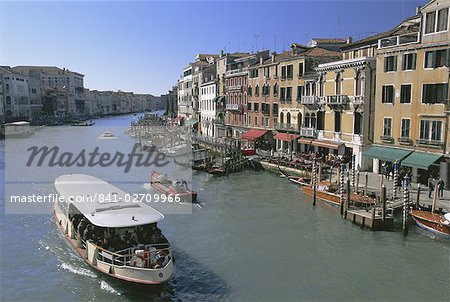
xmin=99 ymin=280 xmax=121 ymax=296
xmin=59 ymin=263 xmax=97 ymax=278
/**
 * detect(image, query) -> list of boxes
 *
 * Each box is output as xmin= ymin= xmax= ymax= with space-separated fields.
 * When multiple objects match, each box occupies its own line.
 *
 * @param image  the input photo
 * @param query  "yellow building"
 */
xmin=368 ymin=0 xmax=450 ymax=185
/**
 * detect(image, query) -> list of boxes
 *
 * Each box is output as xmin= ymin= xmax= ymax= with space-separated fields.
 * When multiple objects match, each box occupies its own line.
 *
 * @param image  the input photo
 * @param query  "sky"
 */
xmin=0 ymin=0 xmax=425 ymax=96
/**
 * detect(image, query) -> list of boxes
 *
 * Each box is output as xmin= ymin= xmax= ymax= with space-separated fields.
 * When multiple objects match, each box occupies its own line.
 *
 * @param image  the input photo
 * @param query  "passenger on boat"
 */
xmin=83 ymin=225 xmax=95 ymax=242
xmin=77 ymin=218 xmax=88 ymax=238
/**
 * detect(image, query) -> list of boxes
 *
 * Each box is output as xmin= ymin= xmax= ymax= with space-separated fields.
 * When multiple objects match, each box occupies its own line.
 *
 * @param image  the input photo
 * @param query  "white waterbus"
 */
xmin=54 ymin=174 xmax=174 ymax=284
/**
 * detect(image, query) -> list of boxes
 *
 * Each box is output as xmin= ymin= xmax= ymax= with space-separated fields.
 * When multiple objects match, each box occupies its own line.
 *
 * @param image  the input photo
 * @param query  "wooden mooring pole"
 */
xmin=416 ymin=184 xmax=421 ymax=209
xmin=344 ymin=173 xmax=350 ymax=218
xmin=339 ymin=164 xmax=345 ymax=215
xmin=403 ymin=176 xmax=410 ymax=236
xmin=364 ymin=172 xmax=368 ymax=196
xmin=312 ymin=159 xmax=317 ymax=206
xmin=381 ymin=185 xmax=386 ymax=222
xmin=356 ymin=171 xmax=360 ymax=194
xmin=432 ymin=181 xmax=438 ymax=213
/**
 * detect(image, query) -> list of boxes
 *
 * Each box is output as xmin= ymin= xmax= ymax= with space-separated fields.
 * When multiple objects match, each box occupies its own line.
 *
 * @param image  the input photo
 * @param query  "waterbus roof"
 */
xmin=5 ymin=121 xmax=31 ymax=126
xmin=54 ymin=174 xmax=164 ymax=228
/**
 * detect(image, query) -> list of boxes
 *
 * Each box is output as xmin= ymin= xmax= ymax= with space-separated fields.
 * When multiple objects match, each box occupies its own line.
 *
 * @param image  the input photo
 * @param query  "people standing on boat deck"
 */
xmin=77 ymin=218 xmax=87 ymax=237
xmin=83 ymin=225 xmax=95 ymax=242
xmin=437 ymin=178 xmax=445 ymax=198
xmin=428 ymin=176 xmax=435 ymax=198
xmin=71 ymin=215 xmax=81 ymax=234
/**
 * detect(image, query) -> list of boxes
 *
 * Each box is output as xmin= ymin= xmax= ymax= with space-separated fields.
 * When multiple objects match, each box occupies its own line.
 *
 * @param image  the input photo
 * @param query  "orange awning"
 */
xmin=298 ymin=138 xmax=314 ymax=144
xmin=242 ymin=129 xmax=268 ymax=141
xmin=273 ymin=133 xmax=301 ymax=141
xmin=311 ymin=139 xmax=343 ymax=149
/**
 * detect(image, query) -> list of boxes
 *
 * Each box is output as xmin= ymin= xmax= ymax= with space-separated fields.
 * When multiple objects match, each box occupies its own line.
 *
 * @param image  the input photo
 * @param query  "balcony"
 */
xmin=225 ymin=104 xmax=242 ymax=111
xmin=398 ymin=137 xmax=413 ymax=145
xmin=378 ymin=32 xmax=419 ymax=49
xmin=417 ymin=138 xmax=443 ymax=147
xmin=275 ymin=123 xmax=297 ymax=131
xmin=301 ymin=95 xmax=321 ymax=106
xmin=326 ymin=95 xmax=349 ymax=105
xmin=380 ymin=135 xmax=394 ymax=143
xmin=228 ymin=85 xmax=242 ymax=91
xmin=299 ymin=127 xmax=317 ymax=138
xmin=353 ymin=95 xmax=364 ymax=105
xmin=225 ymin=68 xmax=248 ymax=77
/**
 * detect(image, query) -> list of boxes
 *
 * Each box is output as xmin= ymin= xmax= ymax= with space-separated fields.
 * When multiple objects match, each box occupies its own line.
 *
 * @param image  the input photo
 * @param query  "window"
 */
xmin=280 ymin=87 xmax=286 ymax=101
xmin=355 ymin=72 xmax=362 ymax=96
xmin=286 ymin=65 xmax=293 ymax=80
xmin=422 ymin=83 xmax=448 ymax=104
xmin=264 ymin=66 xmax=270 ymax=78
xmin=298 ymin=62 xmax=304 ymax=77
xmin=425 ymin=11 xmax=436 ymax=34
xmin=335 ymin=73 xmax=341 ymax=95
xmin=255 ymin=116 xmax=258 ymax=126
xmin=281 ymin=66 xmax=286 ymax=80
xmin=255 ymin=85 xmax=259 ymax=97
xmin=420 ymin=120 xmax=442 ymax=142
xmin=286 ymin=87 xmax=292 ymax=102
xmin=400 ymin=85 xmax=412 ymax=103
xmin=248 ymin=86 xmax=252 ymax=96
xmin=383 ymin=118 xmax=392 ymax=137
xmin=384 ymin=56 xmax=397 ymax=72
xmin=437 ymin=8 xmax=449 ymax=31
xmin=401 ymin=119 xmax=410 ymax=138
xmin=247 ymin=102 xmax=252 ymax=111
xmin=297 ymin=86 xmax=304 ymax=101
xmin=354 ymin=112 xmax=362 ymax=135
xmin=402 ymin=53 xmax=416 ymax=70
xmin=273 ymin=83 xmax=278 ymax=96
xmin=334 ymin=111 xmax=341 ymax=132
xmin=425 ymin=49 xmax=450 ymax=68
xmin=382 ymin=85 xmax=395 ymax=103
xmin=254 ymin=103 xmax=259 ymax=112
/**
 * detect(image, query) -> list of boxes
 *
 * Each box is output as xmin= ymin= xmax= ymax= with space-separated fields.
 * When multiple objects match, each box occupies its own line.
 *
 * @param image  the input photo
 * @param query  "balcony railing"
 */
xmin=380 ymin=135 xmax=394 ymax=143
xmin=353 ymin=95 xmax=364 ymax=105
xmin=299 ymin=127 xmax=317 ymax=137
xmin=326 ymin=95 xmax=349 ymax=105
xmin=417 ymin=138 xmax=443 ymax=147
xmin=275 ymin=123 xmax=297 ymax=131
xmin=301 ymin=95 xmax=320 ymax=105
xmin=225 ymin=68 xmax=248 ymax=77
xmin=378 ymin=32 xmax=419 ymax=49
xmin=225 ymin=104 xmax=242 ymax=111
xmin=398 ymin=137 xmax=412 ymax=145
xmin=228 ymin=85 xmax=242 ymax=90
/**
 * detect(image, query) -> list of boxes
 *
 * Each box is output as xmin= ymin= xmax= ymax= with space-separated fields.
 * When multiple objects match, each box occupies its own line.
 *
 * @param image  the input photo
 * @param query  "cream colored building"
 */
xmin=369 ymin=0 xmax=450 ymax=185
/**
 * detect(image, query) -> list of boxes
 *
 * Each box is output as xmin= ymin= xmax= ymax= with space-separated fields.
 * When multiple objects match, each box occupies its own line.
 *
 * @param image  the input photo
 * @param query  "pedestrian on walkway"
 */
xmin=437 ymin=178 xmax=445 ymax=198
xmin=428 ymin=176 xmax=434 ymax=198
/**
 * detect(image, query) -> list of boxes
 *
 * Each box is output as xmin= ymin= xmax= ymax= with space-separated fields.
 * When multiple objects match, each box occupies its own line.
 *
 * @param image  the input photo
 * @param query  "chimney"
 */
xmin=220 ymin=49 xmax=224 ymax=57
xmin=271 ymin=52 xmax=276 ymax=62
xmin=260 ymin=57 xmax=263 ymax=65
xmin=416 ymin=6 xmax=421 ymax=15
xmin=346 ymin=36 xmax=352 ymax=44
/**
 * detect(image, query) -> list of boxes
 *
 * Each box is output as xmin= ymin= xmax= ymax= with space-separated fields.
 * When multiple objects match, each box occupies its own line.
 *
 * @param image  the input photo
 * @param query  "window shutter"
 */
xmin=393 ymin=56 xmax=397 ymax=71
xmin=412 ymin=53 xmax=417 ymax=70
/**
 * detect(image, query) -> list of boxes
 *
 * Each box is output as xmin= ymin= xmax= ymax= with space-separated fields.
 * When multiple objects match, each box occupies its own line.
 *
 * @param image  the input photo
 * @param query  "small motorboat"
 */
xmin=150 ymin=171 xmax=197 ymax=202
xmin=410 ymin=210 xmax=450 ymax=237
xmin=207 ymin=167 xmax=226 ymax=176
xmin=99 ymin=131 xmax=117 ymax=139
xmin=288 ymin=176 xmax=311 ymax=186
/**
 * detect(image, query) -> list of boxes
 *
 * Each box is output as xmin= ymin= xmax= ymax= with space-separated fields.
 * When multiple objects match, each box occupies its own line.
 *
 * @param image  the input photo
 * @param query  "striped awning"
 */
xmin=311 ymin=139 xmax=343 ymax=149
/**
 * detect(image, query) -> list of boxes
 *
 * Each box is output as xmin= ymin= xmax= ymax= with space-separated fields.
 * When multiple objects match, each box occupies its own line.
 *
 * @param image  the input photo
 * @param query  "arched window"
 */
xmin=319 ymin=76 xmax=324 ymax=97
xmin=312 ymin=83 xmax=316 ymax=96
xmin=298 ymin=112 xmax=302 ymax=128
xmin=248 ymin=85 xmax=252 ymax=96
xmin=273 ymin=82 xmax=279 ymax=97
xmin=355 ymin=71 xmax=362 ymax=96
xmin=286 ymin=112 xmax=291 ymax=125
xmin=255 ymin=84 xmax=259 ymax=97
xmin=6 ymin=96 xmax=11 ymax=104
xmin=311 ymin=113 xmax=316 ymax=128
xmin=280 ymin=112 xmax=284 ymax=124
xmin=5 ymin=84 xmax=9 ymax=92
xmin=305 ymin=113 xmax=310 ymax=127
xmin=265 ymin=83 xmax=270 ymax=96
xmin=335 ymin=73 xmax=342 ymax=95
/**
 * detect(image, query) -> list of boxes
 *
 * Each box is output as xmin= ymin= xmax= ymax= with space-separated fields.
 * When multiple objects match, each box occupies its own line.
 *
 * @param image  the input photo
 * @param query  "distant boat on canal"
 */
xmin=54 ymin=174 xmax=174 ymax=285
xmin=71 ymin=119 xmax=95 ymax=126
xmin=4 ymin=121 xmax=34 ymax=138
xmin=150 ymin=171 xmax=198 ymax=202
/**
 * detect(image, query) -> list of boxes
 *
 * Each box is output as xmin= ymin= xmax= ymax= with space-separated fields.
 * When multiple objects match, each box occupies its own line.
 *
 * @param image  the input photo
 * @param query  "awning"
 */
xmin=312 ymin=139 xmax=343 ymax=149
xmin=214 ymin=96 xmax=226 ymax=103
xmin=273 ymin=133 xmax=301 ymax=141
xmin=363 ymin=146 xmax=412 ymax=162
xmin=298 ymin=138 xmax=314 ymax=145
xmin=401 ymin=152 xmax=442 ymax=170
xmin=185 ymin=119 xmax=198 ymax=126
xmin=242 ymin=129 xmax=267 ymax=140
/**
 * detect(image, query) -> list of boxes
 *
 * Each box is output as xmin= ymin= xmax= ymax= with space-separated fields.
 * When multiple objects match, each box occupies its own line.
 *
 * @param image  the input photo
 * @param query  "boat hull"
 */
xmin=150 ymin=171 xmax=197 ymax=202
xmin=302 ymin=185 xmax=340 ymax=205
xmin=410 ymin=210 xmax=450 ymax=237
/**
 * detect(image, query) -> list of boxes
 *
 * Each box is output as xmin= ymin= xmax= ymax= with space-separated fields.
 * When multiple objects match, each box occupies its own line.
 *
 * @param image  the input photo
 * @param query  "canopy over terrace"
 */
xmin=311 ymin=139 xmax=343 ymax=149
xmin=401 ymin=151 xmax=442 ymax=170
xmin=363 ymin=145 xmax=412 ymax=162
xmin=273 ymin=133 xmax=301 ymax=141
xmin=242 ymin=129 xmax=268 ymax=141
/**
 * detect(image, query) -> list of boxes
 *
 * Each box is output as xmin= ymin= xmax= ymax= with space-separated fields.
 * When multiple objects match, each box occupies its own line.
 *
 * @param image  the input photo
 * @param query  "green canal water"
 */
xmin=1 ymin=114 xmax=449 ymax=301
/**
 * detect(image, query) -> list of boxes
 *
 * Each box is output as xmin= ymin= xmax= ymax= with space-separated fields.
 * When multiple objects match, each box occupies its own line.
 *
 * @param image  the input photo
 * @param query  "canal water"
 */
xmin=1 ymin=114 xmax=449 ymax=301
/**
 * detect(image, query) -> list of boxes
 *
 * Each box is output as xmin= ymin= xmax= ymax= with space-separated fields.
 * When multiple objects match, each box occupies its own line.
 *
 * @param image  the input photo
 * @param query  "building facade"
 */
xmin=372 ymin=0 xmax=450 ymax=185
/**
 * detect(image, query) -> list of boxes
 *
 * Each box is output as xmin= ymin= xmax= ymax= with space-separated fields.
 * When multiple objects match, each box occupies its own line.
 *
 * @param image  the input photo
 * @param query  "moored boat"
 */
xmin=99 ymin=131 xmax=117 ymax=139
xmin=150 ymin=171 xmax=198 ymax=202
xmin=54 ymin=174 xmax=174 ymax=285
xmin=4 ymin=121 xmax=34 ymax=138
xmin=71 ymin=120 xmax=95 ymax=126
xmin=410 ymin=210 xmax=450 ymax=237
